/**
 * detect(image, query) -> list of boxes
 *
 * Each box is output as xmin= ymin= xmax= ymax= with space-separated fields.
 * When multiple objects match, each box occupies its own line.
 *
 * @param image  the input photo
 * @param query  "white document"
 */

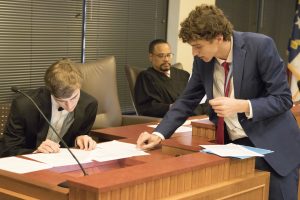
xmin=147 ymin=124 xmax=192 ymax=133
xmin=200 ymin=143 xmax=264 ymax=158
xmin=23 ymin=141 xmax=149 ymax=166
xmin=182 ymin=118 xmax=209 ymax=125
xmin=91 ymin=140 xmax=149 ymax=162
xmin=0 ymin=157 xmax=51 ymax=174
xmin=23 ymin=148 xmax=93 ymax=167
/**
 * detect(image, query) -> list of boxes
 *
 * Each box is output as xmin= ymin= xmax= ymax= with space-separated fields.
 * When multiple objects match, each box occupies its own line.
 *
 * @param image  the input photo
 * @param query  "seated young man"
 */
xmin=134 ymin=39 xmax=208 ymax=117
xmin=1 ymin=58 xmax=98 ymax=157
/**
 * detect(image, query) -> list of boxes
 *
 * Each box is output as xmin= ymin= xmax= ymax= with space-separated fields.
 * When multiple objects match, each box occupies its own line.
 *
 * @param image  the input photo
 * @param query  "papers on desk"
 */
xmin=91 ymin=140 xmax=149 ymax=162
xmin=24 ymin=148 xmax=93 ymax=167
xmin=22 ymin=141 xmax=148 ymax=167
xmin=200 ymin=143 xmax=273 ymax=159
xmin=0 ymin=157 xmax=51 ymax=173
xmin=148 ymin=118 xmax=209 ymax=133
xmin=0 ymin=141 xmax=148 ymax=174
xmin=148 ymin=124 xmax=192 ymax=133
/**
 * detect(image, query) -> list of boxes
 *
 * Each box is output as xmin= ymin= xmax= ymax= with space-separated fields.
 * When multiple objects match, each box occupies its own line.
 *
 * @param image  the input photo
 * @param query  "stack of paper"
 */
xmin=200 ymin=143 xmax=273 ymax=159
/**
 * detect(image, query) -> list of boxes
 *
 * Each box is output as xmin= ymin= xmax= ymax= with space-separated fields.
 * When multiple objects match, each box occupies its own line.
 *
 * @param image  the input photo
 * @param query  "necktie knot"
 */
xmin=222 ymin=61 xmax=230 ymax=75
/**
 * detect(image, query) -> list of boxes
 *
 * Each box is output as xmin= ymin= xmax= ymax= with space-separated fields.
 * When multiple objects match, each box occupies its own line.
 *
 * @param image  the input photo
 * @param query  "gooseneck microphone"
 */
xmin=11 ymin=86 xmax=88 ymax=176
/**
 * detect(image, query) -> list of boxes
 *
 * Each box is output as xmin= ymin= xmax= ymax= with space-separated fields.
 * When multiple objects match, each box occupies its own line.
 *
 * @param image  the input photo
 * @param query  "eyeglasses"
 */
xmin=153 ymin=53 xmax=174 ymax=59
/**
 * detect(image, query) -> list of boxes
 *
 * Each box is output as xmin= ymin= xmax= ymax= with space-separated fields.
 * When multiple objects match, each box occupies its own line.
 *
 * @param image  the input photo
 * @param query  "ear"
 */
xmin=149 ymin=53 xmax=153 ymax=62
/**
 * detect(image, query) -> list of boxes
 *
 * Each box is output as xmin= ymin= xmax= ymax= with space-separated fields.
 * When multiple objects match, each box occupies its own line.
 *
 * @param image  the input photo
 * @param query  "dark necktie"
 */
xmin=216 ymin=62 xmax=230 ymax=144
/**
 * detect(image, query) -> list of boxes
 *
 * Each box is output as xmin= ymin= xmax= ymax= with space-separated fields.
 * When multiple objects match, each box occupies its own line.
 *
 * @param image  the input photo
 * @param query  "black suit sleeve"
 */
xmin=1 ymin=98 xmax=35 ymax=157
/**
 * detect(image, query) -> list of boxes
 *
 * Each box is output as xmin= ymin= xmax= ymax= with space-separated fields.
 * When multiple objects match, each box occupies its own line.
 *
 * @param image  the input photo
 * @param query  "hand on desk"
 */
xmin=209 ymin=97 xmax=249 ymax=117
xmin=136 ymin=132 xmax=162 ymax=150
xmin=75 ymin=135 xmax=97 ymax=151
xmin=35 ymin=139 xmax=60 ymax=153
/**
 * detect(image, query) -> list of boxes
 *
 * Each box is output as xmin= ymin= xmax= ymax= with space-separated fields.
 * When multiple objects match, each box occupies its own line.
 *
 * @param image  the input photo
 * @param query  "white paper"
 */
xmin=0 ymin=157 xmax=51 ymax=174
xmin=200 ymin=143 xmax=264 ymax=158
xmin=23 ymin=141 xmax=149 ymax=166
xmin=147 ymin=124 xmax=192 ymax=133
xmin=23 ymin=148 xmax=93 ymax=167
xmin=91 ymin=140 xmax=149 ymax=162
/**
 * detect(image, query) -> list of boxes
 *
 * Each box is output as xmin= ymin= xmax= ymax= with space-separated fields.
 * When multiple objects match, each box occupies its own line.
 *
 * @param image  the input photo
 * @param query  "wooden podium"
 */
xmin=0 ymin=119 xmax=270 ymax=200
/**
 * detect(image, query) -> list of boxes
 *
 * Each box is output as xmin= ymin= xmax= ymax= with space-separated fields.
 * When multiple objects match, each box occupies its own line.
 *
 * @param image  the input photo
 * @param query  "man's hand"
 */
xmin=35 ymin=139 xmax=60 ymax=153
xmin=136 ymin=132 xmax=162 ymax=150
xmin=75 ymin=135 xmax=97 ymax=151
xmin=209 ymin=97 xmax=249 ymax=117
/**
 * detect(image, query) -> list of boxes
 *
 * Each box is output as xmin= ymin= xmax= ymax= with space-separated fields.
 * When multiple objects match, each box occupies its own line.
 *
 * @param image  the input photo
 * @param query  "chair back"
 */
xmin=124 ymin=65 xmax=145 ymax=115
xmin=74 ymin=56 xmax=122 ymax=128
xmin=172 ymin=62 xmax=183 ymax=70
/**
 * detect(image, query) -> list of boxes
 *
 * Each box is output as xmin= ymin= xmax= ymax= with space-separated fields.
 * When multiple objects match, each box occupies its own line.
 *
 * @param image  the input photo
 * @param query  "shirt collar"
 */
xmin=216 ymin=36 xmax=233 ymax=65
xmin=164 ymin=70 xmax=170 ymax=77
xmin=51 ymin=95 xmax=61 ymax=111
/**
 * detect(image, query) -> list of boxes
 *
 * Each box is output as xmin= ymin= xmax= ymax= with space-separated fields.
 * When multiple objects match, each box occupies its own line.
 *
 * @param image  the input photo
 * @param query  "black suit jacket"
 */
xmin=155 ymin=31 xmax=300 ymax=176
xmin=1 ymin=87 xmax=98 ymax=157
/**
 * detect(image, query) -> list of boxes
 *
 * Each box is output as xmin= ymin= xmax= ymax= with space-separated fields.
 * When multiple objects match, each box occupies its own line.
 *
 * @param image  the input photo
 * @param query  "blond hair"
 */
xmin=44 ymin=58 xmax=82 ymax=98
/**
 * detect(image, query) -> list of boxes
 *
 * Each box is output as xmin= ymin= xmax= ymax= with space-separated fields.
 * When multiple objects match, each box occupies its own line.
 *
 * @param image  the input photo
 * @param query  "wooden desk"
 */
xmin=0 ymin=119 xmax=269 ymax=200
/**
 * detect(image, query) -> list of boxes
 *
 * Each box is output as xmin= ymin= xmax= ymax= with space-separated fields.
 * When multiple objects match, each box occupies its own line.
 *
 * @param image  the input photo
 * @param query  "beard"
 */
xmin=159 ymin=63 xmax=171 ymax=72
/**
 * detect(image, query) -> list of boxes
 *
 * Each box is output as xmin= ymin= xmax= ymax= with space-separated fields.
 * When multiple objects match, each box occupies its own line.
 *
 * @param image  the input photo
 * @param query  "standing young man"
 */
xmin=137 ymin=4 xmax=300 ymax=200
xmin=1 ymin=58 xmax=98 ymax=156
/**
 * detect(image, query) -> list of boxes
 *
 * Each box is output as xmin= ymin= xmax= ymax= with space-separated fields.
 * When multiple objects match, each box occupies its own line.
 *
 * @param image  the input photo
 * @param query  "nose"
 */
xmin=163 ymin=56 xmax=170 ymax=61
xmin=64 ymin=100 xmax=74 ymax=111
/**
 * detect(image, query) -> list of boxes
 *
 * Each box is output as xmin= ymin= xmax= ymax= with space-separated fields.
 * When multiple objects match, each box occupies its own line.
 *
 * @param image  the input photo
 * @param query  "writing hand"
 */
xmin=35 ymin=139 xmax=60 ymax=153
xmin=76 ymin=135 xmax=97 ymax=151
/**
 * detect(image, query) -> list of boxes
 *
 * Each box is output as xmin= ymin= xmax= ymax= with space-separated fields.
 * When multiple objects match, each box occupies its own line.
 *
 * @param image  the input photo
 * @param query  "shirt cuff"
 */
xmin=245 ymin=100 xmax=253 ymax=119
xmin=152 ymin=131 xmax=165 ymax=140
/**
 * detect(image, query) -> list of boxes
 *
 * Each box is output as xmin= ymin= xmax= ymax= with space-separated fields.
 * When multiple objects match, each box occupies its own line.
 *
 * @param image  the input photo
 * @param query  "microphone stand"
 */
xmin=11 ymin=87 xmax=88 ymax=177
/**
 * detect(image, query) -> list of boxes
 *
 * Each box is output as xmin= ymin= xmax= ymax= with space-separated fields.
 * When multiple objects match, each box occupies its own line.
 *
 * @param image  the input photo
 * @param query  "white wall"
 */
xmin=167 ymin=0 xmax=216 ymax=73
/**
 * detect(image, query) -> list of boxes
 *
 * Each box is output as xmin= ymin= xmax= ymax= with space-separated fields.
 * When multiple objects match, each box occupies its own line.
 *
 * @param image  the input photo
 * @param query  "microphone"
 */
xmin=11 ymin=86 xmax=88 ymax=178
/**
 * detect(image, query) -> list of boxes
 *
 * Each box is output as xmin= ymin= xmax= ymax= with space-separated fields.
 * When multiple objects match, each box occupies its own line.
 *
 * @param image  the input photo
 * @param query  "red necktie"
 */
xmin=216 ymin=62 xmax=230 ymax=144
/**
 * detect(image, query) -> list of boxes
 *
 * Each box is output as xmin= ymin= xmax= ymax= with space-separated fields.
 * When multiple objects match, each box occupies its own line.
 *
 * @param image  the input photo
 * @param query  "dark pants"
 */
xmin=231 ymin=137 xmax=299 ymax=200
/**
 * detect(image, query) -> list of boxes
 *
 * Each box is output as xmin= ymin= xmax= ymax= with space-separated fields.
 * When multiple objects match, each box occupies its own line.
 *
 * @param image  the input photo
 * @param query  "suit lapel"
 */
xmin=65 ymin=96 xmax=84 ymax=137
xmin=36 ymin=89 xmax=52 ymax=146
xmin=232 ymin=32 xmax=246 ymax=98
xmin=204 ymin=60 xmax=215 ymax=100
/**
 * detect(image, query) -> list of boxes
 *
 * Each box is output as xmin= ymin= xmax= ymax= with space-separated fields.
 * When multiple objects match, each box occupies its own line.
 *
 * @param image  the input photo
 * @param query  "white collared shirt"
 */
xmin=46 ymin=96 xmax=70 ymax=142
xmin=213 ymin=39 xmax=249 ymax=140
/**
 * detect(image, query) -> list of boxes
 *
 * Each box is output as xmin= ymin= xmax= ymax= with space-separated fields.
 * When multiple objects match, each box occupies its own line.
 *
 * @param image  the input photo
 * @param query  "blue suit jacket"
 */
xmin=156 ymin=31 xmax=300 ymax=176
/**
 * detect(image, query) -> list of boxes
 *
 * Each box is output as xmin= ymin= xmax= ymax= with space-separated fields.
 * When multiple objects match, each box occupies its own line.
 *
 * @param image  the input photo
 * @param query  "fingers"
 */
xmin=76 ymin=135 xmax=97 ymax=151
xmin=136 ymin=132 xmax=161 ymax=150
xmin=210 ymin=97 xmax=241 ymax=117
xmin=209 ymin=97 xmax=228 ymax=106
xmin=136 ymin=132 xmax=150 ymax=149
xmin=36 ymin=139 xmax=60 ymax=153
